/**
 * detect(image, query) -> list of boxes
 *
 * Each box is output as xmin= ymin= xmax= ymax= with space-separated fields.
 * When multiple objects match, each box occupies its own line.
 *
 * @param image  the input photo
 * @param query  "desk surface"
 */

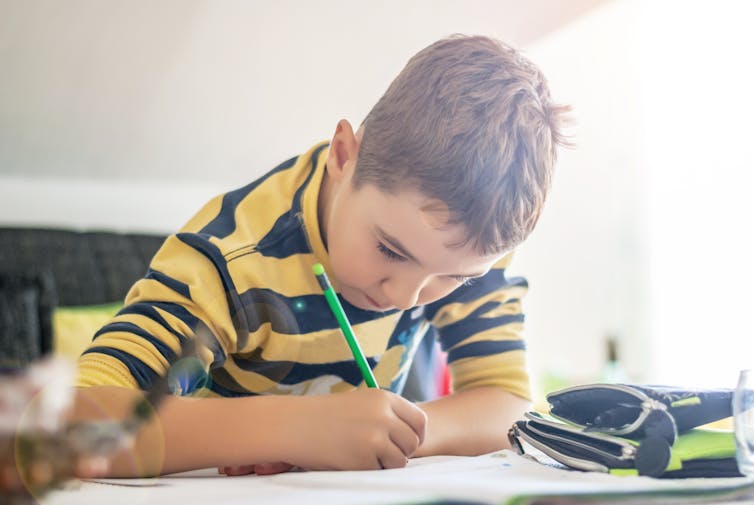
xmin=42 ymin=451 xmax=754 ymax=505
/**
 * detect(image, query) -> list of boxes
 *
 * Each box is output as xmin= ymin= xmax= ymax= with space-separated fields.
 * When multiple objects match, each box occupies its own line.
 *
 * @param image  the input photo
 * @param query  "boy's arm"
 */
xmin=413 ymin=386 xmax=530 ymax=457
xmin=71 ymin=385 xmax=427 ymax=476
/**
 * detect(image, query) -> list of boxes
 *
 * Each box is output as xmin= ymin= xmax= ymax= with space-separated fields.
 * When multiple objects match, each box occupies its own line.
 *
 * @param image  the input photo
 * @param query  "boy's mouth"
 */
xmin=364 ymin=293 xmax=391 ymax=312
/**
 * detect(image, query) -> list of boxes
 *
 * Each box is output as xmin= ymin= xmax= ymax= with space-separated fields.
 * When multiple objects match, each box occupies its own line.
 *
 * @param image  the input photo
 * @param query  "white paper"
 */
xmin=41 ymin=450 xmax=754 ymax=505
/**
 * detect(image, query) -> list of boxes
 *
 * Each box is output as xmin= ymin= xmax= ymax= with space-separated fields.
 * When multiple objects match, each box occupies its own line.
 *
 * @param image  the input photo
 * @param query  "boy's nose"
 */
xmin=383 ymin=276 xmax=426 ymax=311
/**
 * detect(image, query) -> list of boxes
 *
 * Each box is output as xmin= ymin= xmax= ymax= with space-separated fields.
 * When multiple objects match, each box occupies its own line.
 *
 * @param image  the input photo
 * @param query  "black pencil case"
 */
xmin=546 ymin=384 xmax=734 ymax=445
xmin=509 ymin=411 xmax=742 ymax=478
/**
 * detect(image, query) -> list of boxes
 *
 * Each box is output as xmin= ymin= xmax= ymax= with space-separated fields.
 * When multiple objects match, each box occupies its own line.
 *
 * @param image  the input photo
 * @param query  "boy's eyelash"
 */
xmin=377 ymin=242 xmax=475 ymax=286
xmin=377 ymin=242 xmax=406 ymax=262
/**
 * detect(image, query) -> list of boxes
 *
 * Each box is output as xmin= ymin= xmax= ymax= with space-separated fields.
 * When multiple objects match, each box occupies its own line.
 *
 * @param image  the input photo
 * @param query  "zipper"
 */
xmin=525 ymin=416 xmax=637 ymax=460
xmin=512 ymin=424 xmax=610 ymax=473
xmin=550 ymin=383 xmax=668 ymax=436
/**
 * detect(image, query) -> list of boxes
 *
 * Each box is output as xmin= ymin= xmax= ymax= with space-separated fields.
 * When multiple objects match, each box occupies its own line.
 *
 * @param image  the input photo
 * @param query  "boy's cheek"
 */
xmin=331 ymin=249 xmax=378 ymax=288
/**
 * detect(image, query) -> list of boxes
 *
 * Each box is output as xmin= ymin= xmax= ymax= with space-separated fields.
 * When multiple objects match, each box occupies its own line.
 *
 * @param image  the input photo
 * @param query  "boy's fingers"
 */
xmin=220 ymin=465 xmax=255 ymax=476
xmin=391 ymin=398 xmax=427 ymax=444
xmin=219 ymin=463 xmax=292 ymax=476
xmin=389 ymin=421 xmax=422 ymax=458
xmin=377 ymin=446 xmax=410 ymax=470
xmin=253 ymin=463 xmax=293 ymax=475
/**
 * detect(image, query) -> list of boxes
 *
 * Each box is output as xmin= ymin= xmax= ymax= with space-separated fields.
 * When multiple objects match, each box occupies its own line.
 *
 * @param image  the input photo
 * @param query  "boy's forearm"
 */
xmin=71 ymin=386 xmax=293 ymax=476
xmin=414 ymin=387 xmax=530 ymax=458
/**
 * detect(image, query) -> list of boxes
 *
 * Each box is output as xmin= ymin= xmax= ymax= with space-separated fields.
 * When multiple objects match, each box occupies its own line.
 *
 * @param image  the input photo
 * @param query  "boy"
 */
xmin=72 ymin=34 xmax=568 ymax=477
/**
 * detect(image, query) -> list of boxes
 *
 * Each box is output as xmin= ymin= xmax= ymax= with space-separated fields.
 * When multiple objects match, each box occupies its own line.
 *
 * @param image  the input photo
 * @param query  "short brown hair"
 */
xmin=354 ymin=35 xmax=569 ymax=254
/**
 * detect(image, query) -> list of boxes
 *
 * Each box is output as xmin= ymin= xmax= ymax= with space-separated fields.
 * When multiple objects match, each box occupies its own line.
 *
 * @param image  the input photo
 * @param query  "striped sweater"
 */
xmin=76 ymin=142 xmax=531 ymax=399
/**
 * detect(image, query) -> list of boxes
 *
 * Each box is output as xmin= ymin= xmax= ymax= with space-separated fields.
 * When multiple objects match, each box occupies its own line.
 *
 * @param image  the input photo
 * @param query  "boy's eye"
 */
xmin=377 ymin=242 xmax=406 ymax=262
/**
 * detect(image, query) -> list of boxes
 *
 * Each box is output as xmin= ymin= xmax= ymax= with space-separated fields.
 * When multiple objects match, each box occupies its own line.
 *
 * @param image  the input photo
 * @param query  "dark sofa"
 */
xmin=0 ymin=227 xmax=165 ymax=367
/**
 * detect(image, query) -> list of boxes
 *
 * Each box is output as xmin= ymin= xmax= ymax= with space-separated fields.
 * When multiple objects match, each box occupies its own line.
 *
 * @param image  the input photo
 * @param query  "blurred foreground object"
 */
xmin=0 ymin=344 xmax=185 ymax=505
xmin=0 ymin=357 xmax=102 ymax=503
xmin=733 ymin=369 xmax=754 ymax=476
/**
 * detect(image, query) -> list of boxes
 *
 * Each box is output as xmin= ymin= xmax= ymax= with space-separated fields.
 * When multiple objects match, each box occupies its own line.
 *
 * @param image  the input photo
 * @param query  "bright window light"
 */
xmin=642 ymin=0 xmax=754 ymax=387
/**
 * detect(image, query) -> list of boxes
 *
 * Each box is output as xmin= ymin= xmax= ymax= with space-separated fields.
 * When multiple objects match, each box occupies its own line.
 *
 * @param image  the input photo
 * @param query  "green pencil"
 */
xmin=312 ymin=263 xmax=379 ymax=389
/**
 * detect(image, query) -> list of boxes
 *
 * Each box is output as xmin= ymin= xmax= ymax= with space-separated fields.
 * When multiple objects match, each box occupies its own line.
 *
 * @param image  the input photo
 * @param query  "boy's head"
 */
xmin=354 ymin=34 xmax=569 ymax=255
xmin=321 ymin=34 xmax=568 ymax=311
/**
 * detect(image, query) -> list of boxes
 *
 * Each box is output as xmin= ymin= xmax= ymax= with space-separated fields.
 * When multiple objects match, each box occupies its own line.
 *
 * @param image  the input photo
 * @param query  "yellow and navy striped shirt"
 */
xmin=76 ymin=142 xmax=531 ymax=399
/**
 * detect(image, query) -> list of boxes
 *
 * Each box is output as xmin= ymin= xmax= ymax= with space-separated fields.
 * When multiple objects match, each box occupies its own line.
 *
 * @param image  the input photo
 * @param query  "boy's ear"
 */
xmin=326 ymin=119 xmax=360 ymax=182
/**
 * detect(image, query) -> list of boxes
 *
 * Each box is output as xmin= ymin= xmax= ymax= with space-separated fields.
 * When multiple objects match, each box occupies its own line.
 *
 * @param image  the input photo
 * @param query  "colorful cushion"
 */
xmin=52 ymin=302 xmax=122 ymax=361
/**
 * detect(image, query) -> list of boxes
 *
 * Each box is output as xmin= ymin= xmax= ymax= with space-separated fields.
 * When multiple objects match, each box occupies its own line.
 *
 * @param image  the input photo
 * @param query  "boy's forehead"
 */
xmin=418 ymin=198 xmax=452 ymax=230
xmin=373 ymin=189 xmax=464 ymax=245
xmin=417 ymin=195 xmax=510 ymax=259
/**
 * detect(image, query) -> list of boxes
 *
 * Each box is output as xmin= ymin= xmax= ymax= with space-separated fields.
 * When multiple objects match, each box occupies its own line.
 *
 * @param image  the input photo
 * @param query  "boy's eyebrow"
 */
xmin=376 ymin=226 xmax=487 ymax=278
xmin=377 ymin=227 xmax=419 ymax=263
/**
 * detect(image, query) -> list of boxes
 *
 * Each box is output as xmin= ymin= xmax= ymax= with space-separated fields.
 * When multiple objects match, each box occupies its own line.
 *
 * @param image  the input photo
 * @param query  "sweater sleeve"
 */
xmin=76 ymin=198 xmax=239 ymax=392
xmin=424 ymin=253 xmax=531 ymax=400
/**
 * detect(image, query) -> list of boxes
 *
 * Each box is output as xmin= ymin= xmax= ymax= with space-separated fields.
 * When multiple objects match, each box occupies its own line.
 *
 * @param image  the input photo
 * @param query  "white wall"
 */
xmin=640 ymin=1 xmax=754 ymax=387
xmin=0 ymin=0 xmax=604 ymax=231
xmin=0 ymin=0 xmax=601 ymax=182
xmin=0 ymin=175 xmax=223 ymax=233
xmin=523 ymin=0 xmax=754 ymax=390
xmin=517 ymin=0 xmax=647 ymax=390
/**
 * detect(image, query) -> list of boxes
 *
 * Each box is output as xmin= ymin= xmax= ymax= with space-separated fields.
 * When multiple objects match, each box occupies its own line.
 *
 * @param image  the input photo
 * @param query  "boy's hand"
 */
xmin=281 ymin=388 xmax=427 ymax=471
xmin=218 ymin=462 xmax=293 ymax=476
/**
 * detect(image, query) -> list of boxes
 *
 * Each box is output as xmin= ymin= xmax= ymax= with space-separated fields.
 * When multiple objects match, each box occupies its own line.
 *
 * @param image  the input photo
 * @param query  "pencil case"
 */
xmin=508 ymin=411 xmax=741 ymax=478
xmin=546 ymin=384 xmax=734 ymax=445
